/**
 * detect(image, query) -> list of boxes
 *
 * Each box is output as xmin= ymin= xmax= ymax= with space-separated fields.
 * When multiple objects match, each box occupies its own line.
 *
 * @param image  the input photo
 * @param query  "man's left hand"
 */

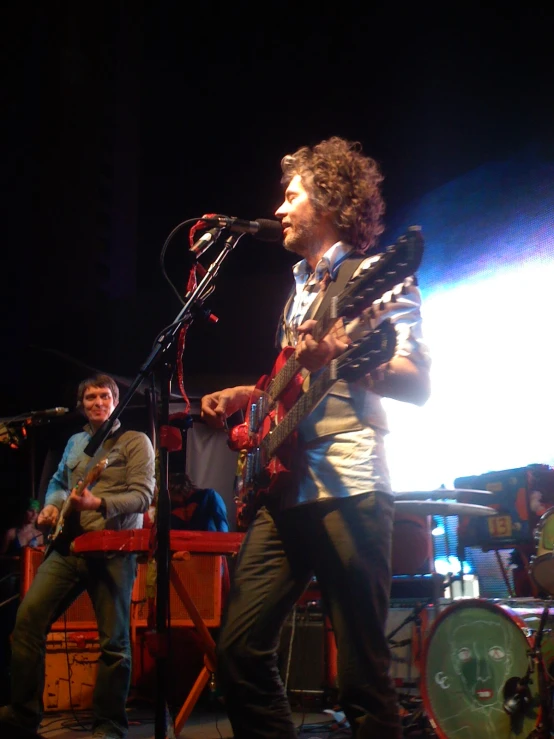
xmin=294 ymin=318 xmax=351 ymax=372
xmin=69 ymin=487 xmax=102 ymax=511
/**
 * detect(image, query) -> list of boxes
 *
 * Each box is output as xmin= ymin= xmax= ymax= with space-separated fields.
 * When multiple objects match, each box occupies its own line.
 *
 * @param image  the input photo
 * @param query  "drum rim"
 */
xmin=538 ymin=506 xmax=554 ymax=524
xmin=529 ymin=552 xmax=554 ymax=593
xmin=420 ymin=597 xmax=537 ymax=739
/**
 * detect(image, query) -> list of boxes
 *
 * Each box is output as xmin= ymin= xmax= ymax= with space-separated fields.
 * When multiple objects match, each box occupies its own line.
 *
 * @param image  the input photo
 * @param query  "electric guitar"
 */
xmin=228 ymin=228 xmax=424 ymax=528
xmin=234 ymin=319 xmax=397 ymax=529
xmin=44 ymin=456 xmax=110 ymax=557
xmin=258 ymin=226 xmax=422 ymax=414
xmin=228 ymin=226 xmax=424 ymax=460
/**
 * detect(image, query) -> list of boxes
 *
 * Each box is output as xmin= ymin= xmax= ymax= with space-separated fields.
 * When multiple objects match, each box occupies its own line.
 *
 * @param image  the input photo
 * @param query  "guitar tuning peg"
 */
xmin=389 ymin=292 xmax=397 ymax=303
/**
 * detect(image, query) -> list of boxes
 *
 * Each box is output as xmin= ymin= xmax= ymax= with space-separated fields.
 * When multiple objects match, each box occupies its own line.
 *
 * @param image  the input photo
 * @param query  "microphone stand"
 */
xmin=83 ymin=231 xmax=242 ymax=739
xmin=504 ymin=602 xmax=552 ymax=738
xmin=532 ymin=601 xmax=552 ymax=739
xmin=387 ymin=600 xmax=430 ymax=648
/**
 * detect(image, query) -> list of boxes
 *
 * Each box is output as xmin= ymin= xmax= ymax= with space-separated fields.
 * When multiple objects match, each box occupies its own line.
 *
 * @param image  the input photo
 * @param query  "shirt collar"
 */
xmin=83 ymin=418 xmax=122 ymax=436
xmin=292 ymin=241 xmax=353 ymax=284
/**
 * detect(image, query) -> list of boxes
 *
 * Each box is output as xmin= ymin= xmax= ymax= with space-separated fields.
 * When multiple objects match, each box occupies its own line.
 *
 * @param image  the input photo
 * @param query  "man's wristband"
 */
xmin=98 ymin=498 xmax=107 ymax=517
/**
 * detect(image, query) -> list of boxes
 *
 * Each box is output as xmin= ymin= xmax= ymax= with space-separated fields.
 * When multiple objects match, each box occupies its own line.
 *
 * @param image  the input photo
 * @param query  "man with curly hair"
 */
xmin=201 ymin=136 xmax=431 ymax=738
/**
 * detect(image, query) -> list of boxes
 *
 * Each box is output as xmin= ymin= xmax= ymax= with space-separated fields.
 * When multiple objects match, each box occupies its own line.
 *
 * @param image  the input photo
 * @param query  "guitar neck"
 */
xmin=263 ymin=322 xmax=397 ymax=461
xmin=266 ymin=309 xmax=338 ymax=401
xmin=264 ymin=365 xmax=336 ymax=459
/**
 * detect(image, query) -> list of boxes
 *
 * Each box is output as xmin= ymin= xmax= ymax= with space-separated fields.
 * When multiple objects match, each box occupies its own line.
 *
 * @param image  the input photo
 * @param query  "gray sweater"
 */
xmin=45 ymin=422 xmax=156 ymax=533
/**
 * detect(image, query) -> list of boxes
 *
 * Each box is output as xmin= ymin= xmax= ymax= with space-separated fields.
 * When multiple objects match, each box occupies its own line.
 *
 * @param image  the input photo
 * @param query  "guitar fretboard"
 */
xmin=265 ymin=366 xmax=336 ymax=458
xmin=263 ymin=322 xmax=397 ymax=460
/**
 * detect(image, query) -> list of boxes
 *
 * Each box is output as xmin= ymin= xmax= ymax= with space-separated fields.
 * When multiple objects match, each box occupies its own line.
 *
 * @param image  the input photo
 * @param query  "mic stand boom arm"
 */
xmin=83 ymin=231 xmax=242 ymax=739
xmin=83 ymin=231 xmax=239 ymax=456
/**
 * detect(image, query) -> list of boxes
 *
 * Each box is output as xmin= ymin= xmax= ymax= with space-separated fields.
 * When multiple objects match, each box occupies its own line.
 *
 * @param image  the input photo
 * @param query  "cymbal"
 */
xmin=394 ymin=500 xmax=497 ymax=517
xmin=394 ymin=489 xmax=493 ymax=500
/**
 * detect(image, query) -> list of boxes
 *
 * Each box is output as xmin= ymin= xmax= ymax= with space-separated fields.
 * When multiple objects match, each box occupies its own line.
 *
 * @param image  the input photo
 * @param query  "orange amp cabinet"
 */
xmin=20 ymin=530 xmax=244 ymax=724
xmin=21 ymin=547 xmax=99 ymax=711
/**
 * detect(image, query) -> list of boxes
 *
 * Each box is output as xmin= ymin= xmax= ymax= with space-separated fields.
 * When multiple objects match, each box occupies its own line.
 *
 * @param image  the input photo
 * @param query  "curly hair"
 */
xmin=76 ymin=374 xmax=120 ymax=407
xmin=280 ymin=136 xmax=385 ymax=252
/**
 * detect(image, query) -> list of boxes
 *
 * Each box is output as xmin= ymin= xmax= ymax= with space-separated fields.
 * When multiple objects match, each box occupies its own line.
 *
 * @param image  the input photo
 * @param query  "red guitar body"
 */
xmin=229 ymin=346 xmax=302 ymax=528
xmin=228 ymin=345 xmax=303 ymax=454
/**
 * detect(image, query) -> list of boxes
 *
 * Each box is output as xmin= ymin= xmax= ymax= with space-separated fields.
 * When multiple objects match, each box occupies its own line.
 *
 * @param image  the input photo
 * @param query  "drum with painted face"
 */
xmin=530 ymin=507 xmax=554 ymax=596
xmin=421 ymin=598 xmax=554 ymax=739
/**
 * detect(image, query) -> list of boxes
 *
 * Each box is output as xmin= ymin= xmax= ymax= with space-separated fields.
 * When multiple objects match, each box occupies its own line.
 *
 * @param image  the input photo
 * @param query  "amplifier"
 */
xmin=44 ymin=630 xmax=100 ymax=712
xmin=455 ymin=464 xmax=554 ymax=550
xmin=278 ymin=610 xmax=328 ymax=695
xmin=22 ymin=548 xmax=224 ymax=630
xmin=21 ymin=547 xmax=97 ymax=630
xmin=132 ymin=555 xmax=223 ymax=628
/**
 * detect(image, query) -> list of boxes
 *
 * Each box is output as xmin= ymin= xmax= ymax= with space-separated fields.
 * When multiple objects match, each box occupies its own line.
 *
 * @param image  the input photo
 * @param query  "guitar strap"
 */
xmin=84 ymin=424 xmax=125 ymax=471
xmin=308 ymin=252 xmax=367 ymax=324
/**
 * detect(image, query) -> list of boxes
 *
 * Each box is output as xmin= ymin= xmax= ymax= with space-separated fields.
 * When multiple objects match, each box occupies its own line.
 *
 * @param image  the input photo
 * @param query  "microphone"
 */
xmin=29 ymin=407 xmax=70 ymax=419
xmin=503 ymin=675 xmax=532 ymax=716
xmin=201 ymin=216 xmax=283 ymax=242
xmin=190 ymin=227 xmax=222 ymax=258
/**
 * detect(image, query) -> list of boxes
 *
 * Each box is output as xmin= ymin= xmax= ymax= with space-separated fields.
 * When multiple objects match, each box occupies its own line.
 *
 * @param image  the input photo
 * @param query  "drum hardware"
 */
xmin=525 ymin=601 xmax=553 ymax=739
xmin=502 ymin=655 xmax=534 ymax=717
xmin=388 ymin=600 xmax=430 ymax=652
xmin=395 ymin=489 xmax=495 ymax=500
xmin=494 ymin=548 xmax=517 ymax=598
xmin=400 ymin=696 xmax=437 ymax=737
xmin=530 ymin=507 xmax=554 ymax=598
xmin=395 ymin=500 xmax=497 ymax=517
xmin=388 ymin=599 xmax=431 ymax=705
xmin=505 ymin=601 xmax=554 ymax=738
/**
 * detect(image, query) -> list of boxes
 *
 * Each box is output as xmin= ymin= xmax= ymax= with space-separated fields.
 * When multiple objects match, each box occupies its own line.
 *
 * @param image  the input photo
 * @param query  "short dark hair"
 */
xmin=76 ymin=374 xmax=120 ymax=407
xmin=281 ymin=136 xmax=385 ymax=252
xmin=169 ymin=472 xmax=196 ymax=499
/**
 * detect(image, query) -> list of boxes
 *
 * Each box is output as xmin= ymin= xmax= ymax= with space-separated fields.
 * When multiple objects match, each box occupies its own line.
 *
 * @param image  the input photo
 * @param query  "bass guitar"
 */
xmin=44 ymin=456 xmax=110 ymax=557
xmin=233 ymin=319 xmax=397 ymax=529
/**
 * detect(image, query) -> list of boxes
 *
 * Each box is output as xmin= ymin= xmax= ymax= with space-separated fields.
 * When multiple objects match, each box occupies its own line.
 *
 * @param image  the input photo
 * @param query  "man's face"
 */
xmin=275 ymin=174 xmax=323 ymax=258
xmin=82 ymin=385 xmax=116 ymax=428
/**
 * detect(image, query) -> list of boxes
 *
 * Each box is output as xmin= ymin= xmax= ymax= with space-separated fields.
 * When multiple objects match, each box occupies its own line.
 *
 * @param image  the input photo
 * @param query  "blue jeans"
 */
xmin=7 ymin=549 xmax=137 ymax=737
xmin=217 ymin=492 xmax=402 ymax=738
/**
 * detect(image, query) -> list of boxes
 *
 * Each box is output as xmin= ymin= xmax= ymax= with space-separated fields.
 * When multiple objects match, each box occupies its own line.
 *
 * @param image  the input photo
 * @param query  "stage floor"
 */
xmin=34 ymin=704 xmax=354 ymax=739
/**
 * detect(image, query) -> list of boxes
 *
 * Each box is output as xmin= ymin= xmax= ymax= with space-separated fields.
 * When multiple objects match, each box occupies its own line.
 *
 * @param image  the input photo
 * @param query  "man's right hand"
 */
xmin=200 ymin=385 xmax=255 ymax=429
xmin=38 ymin=504 xmax=59 ymax=527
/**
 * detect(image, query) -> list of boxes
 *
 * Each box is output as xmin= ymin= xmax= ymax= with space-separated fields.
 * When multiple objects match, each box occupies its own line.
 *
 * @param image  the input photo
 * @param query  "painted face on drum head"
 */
xmin=451 ymin=619 xmax=513 ymax=706
xmin=424 ymin=602 xmax=550 ymax=738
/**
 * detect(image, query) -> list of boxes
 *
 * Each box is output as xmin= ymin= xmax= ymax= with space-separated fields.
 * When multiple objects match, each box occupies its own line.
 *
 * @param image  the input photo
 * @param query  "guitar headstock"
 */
xmin=340 ymin=226 xmax=424 ymax=319
xmin=83 ymin=457 xmax=110 ymax=489
xmin=338 ymin=320 xmax=397 ymax=383
xmin=93 ymin=457 xmax=110 ymax=476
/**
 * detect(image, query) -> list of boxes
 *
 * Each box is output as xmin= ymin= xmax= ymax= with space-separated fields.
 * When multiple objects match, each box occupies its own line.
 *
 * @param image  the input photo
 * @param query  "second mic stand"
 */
xmin=84 ymin=231 xmax=242 ymax=739
xmin=504 ymin=600 xmax=553 ymax=739
xmin=528 ymin=601 xmax=553 ymax=739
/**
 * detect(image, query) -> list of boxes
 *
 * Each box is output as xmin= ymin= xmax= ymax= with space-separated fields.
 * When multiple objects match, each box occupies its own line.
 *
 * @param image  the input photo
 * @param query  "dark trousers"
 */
xmin=5 ymin=549 xmax=137 ymax=738
xmin=217 ymin=492 xmax=402 ymax=738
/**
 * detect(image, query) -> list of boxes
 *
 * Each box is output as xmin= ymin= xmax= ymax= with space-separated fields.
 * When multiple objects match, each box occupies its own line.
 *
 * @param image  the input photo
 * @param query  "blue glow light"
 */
xmin=434 ymin=556 xmax=473 ymax=575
